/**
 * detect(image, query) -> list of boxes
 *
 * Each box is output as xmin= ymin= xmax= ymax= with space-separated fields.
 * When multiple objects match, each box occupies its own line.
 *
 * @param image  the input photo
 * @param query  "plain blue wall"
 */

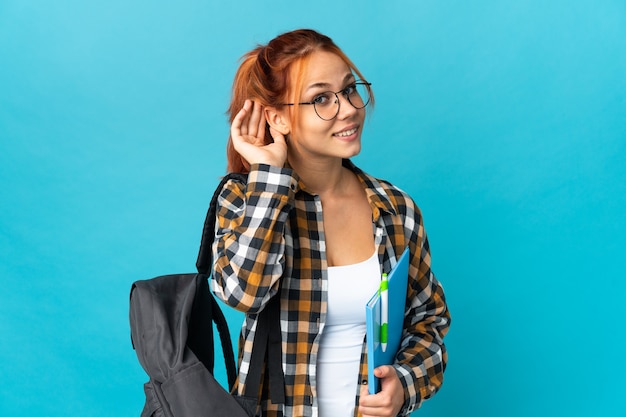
xmin=1 ymin=1 xmax=625 ymax=416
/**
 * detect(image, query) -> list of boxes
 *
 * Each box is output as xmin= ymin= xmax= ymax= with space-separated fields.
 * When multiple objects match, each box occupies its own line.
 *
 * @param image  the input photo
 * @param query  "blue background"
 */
xmin=1 ymin=1 xmax=625 ymax=416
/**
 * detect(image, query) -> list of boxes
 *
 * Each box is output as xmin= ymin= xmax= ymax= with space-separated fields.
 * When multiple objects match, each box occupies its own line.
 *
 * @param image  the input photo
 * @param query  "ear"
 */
xmin=264 ymin=106 xmax=291 ymax=136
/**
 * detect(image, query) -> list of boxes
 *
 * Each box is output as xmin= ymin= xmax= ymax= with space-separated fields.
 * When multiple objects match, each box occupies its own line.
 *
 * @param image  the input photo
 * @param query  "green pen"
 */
xmin=380 ymin=272 xmax=389 ymax=352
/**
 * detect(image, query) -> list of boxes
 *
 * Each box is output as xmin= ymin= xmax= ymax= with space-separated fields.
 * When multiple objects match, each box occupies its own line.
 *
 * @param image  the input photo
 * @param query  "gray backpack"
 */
xmin=130 ymin=173 xmax=284 ymax=417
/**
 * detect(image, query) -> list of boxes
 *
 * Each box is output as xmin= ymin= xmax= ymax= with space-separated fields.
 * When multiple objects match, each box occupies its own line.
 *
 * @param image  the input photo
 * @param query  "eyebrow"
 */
xmin=304 ymin=73 xmax=356 ymax=93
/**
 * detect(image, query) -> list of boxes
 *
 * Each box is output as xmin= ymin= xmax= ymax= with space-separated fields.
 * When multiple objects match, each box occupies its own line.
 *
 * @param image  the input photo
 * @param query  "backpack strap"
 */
xmin=208 ymin=289 xmax=239 ymax=390
xmin=242 ymin=295 xmax=285 ymax=404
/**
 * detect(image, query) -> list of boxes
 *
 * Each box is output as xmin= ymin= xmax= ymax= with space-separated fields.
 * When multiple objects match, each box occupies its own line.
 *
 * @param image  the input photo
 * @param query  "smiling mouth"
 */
xmin=333 ymin=127 xmax=358 ymax=137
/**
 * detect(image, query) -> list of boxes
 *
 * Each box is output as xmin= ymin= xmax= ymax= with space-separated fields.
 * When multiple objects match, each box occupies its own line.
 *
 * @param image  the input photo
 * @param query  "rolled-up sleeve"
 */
xmin=211 ymin=164 xmax=298 ymax=313
xmin=395 ymin=204 xmax=451 ymax=414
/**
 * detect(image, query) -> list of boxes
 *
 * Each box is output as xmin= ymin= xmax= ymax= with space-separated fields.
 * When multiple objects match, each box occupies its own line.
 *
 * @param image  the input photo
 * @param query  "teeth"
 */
xmin=335 ymin=128 xmax=357 ymax=137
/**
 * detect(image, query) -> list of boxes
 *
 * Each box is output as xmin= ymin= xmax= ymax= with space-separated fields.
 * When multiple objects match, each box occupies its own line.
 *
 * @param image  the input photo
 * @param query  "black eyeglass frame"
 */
xmin=282 ymin=81 xmax=372 ymax=121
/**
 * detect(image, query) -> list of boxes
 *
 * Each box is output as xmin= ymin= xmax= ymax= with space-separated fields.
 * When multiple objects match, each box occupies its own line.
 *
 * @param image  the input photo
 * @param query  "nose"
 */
xmin=335 ymin=92 xmax=358 ymax=120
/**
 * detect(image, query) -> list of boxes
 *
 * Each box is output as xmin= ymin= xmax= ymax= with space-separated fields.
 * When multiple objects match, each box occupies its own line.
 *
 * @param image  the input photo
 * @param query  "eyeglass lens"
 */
xmin=314 ymin=83 xmax=371 ymax=120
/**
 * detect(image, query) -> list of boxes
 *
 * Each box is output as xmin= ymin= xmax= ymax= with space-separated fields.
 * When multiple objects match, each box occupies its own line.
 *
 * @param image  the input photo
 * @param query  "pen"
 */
xmin=380 ymin=272 xmax=389 ymax=352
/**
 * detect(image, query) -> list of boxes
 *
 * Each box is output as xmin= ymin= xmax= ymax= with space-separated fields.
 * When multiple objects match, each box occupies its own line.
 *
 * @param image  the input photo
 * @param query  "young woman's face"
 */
xmin=286 ymin=50 xmax=366 ymax=162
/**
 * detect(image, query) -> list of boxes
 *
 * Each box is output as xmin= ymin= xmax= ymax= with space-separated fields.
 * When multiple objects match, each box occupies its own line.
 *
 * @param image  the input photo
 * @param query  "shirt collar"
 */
xmin=343 ymin=159 xmax=398 ymax=220
xmin=284 ymin=159 xmax=398 ymax=219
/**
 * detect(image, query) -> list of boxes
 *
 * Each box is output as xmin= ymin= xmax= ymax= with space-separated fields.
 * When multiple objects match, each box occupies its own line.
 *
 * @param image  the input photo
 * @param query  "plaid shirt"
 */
xmin=211 ymin=161 xmax=450 ymax=417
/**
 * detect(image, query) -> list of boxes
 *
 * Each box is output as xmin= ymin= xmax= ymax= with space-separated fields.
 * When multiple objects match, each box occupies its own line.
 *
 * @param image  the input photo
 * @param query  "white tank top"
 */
xmin=317 ymin=251 xmax=380 ymax=417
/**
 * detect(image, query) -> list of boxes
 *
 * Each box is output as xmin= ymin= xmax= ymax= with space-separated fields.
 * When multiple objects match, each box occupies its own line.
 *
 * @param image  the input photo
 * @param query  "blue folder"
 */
xmin=365 ymin=247 xmax=410 ymax=394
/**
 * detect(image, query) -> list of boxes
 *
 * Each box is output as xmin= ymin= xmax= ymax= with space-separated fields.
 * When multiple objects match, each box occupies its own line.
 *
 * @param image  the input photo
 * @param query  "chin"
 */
xmin=341 ymin=142 xmax=362 ymax=159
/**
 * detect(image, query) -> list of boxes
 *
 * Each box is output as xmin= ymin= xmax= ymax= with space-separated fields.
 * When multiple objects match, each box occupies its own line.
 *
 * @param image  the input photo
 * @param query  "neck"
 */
xmin=289 ymin=155 xmax=348 ymax=196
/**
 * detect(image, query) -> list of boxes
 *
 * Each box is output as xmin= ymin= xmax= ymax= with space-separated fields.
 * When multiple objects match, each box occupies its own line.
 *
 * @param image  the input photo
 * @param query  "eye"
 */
xmin=342 ymin=83 xmax=358 ymax=96
xmin=312 ymin=92 xmax=334 ymax=106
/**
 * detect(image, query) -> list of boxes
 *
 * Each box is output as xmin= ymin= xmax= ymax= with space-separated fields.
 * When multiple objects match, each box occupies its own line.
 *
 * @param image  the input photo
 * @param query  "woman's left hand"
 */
xmin=358 ymin=366 xmax=405 ymax=417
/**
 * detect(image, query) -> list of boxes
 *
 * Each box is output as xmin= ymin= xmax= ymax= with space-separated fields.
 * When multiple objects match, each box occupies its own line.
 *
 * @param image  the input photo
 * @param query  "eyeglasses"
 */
xmin=282 ymin=81 xmax=372 ymax=121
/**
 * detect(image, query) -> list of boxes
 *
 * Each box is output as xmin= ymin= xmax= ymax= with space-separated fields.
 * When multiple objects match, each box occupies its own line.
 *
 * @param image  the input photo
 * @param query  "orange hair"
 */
xmin=225 ymin=29 xmax=372 ymax=173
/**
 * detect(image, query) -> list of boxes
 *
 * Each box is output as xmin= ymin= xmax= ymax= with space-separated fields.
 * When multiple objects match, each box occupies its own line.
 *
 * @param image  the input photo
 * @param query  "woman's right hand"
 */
xmin=230 ymin=99 xmax=288 ymax=168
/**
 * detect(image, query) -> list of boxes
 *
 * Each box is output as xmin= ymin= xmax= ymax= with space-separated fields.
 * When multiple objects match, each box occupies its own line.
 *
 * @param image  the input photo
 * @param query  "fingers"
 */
xmin=231 ymin=99 xmax=252 ymax=140
xmin=255 ymin=103 xmax=267 ymax=143
xmin=268 ymin=126 xmax=285 ymax=144
xmin=247 ymin=100 xmax=264 ymax=142
xmin=231 ymin=100 xmax=267 ymax=147
xmin=358 ymin=366 xmax=404 ymax=417
xmin=229 ymin=101 xmax=288 ymax=168
xmin=360 ymin=380 xmax=370 ymax=398
xmin=374 ymin=365 xmax=392 ymax=379
xmin=359 ymin=383 xmax=375 ymax=417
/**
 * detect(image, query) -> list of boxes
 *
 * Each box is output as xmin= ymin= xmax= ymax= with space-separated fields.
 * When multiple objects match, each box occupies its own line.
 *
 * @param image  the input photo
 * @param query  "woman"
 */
xmin=211 ymin=29 xmax=450 ymax=417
